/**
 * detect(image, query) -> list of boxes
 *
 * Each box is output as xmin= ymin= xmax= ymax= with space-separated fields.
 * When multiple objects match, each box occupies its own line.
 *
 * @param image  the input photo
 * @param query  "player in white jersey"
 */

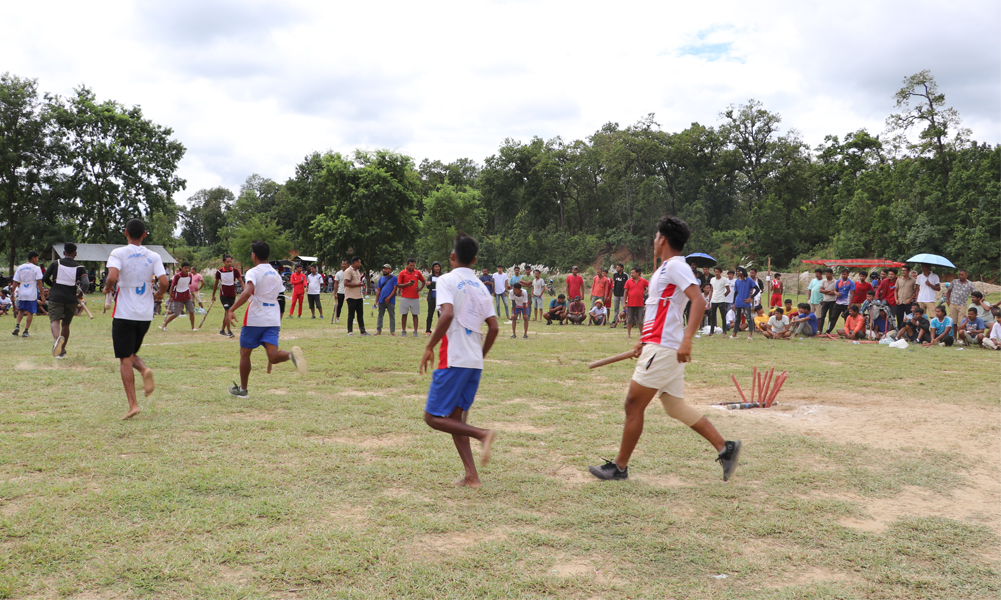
xmin=225 ymin=240 xmax=306 ymax=397
xmin=11 ymin=250 xmax=44 ymax=338
xmin=103 ymin=219 xmax=169 ymax=420
xmin=419 ymin=233 xmax=500 ymax=488
xmin=589 ymin=216 xmax=741 ymax=482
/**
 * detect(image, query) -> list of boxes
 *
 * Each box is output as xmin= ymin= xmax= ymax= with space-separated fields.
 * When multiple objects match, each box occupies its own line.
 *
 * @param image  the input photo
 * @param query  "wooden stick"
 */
xmin=766 ymin=372 xmax=788 ymax=407
xmin=78 ymin=300 xmax=95 ymax=320
xmin=730 ymin=374 xmax=748 ymax=403
xmin=761 ymin=368 xmax=774 ymax=406
xmin=727 ymin=402 xmax=763 ymax=410
xmin=750 ymin=366 xmax=757 ymax=403
xmin=197 ymin=298 xmax=216 ymax=329
xmin=588 ymin=350 xmax=636 ymax=369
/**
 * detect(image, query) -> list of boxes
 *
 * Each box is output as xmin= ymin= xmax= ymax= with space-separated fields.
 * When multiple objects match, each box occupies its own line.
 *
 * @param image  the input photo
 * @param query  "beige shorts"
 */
xmin=631 ymin=343 xmax=686 ymax=398
xmin=192 ymin=289 xmax=202 ymax=303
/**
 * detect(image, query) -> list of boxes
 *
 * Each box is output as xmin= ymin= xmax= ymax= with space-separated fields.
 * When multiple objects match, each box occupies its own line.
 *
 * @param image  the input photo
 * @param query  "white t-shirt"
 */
xmin=0 ymin=295 xmax=11 ymax=308
xmin=13 ymin=262 xmax=43 ymax=302
xmin=990 ymin=322 xmax=1001 ymax=342
xmin=306 ymin=273 xmax=322 ymax=294
xmin=532 ymin=277 xmax=545 ymax=296
xmin=107 ymin=245 xmax=166 ymax=322
xmin=435 ymin=266 xmax=496 ymax=370
xmin=726 ymin=308 xmax=736 ymax=325
xmin=641 ymin=256 xmax=699 ymax=349
xmin=724 ymin=276 xmax=736 ymax=304
xmin=916 ymin=273 xmax=940 ymax=303
xmin=244 ymin=263 xmax=284 ymax=327
xmin=768 ymin=315 xmax=789 ymax=333
xmin=589 ymin=305 xmax=607 ymax=318
xmin=491 ymin=272 xmax=508 ymax=296
xmin=511 ymin=291 xmax=529 ymax=307
xmin=335 ymin=270 xmax=346 ymax=294
xmin=710 ymin=276 xmax=729 ymax=303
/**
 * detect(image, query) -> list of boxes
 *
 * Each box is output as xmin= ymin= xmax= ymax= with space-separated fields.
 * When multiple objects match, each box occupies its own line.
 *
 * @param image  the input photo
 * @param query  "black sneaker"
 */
xmin=21 ymin=330 xmax=30 ymax=338
xmin=510 ymin=334 xmax=517 ymax=338
xmin=56 ymin=351 xmax=67 ymax=360
xmin=227 ymin=331 xmax=235 ymax=338
xmin=219 ymin=329 xmax=227 ymax=336
xmin=229 ymin=382 xmax=248 ymax=397
xmin=716 ymin=440 xmax=742 ymax=482
xmin=12 ymin=326 xmax=19 ymax=336
xmin=546 ymin=320 xmax=552 ymax=325
xmin=588 ymin=460 xmax=628 ymax=481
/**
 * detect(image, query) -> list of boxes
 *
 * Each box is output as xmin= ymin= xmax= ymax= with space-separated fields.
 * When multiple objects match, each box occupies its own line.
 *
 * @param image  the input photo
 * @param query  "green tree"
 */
xmin=886 ymin=70 xmax=970 ymax=161
xmin=228 ymin=216 xmax=292 ymax=270
xmin=180 ymin=187 xmax=234 ymax=248
xmin=48 ymin=86 xmax=186 ymax=243
xmin=416 ymin=184 xmax=485 ymax=265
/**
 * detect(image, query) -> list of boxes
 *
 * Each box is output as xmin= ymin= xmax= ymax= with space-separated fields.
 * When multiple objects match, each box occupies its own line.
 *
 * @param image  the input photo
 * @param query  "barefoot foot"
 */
xmin=480 ymin=429 xmax=496 ymax=465
xmin=453 ymin=476 xmax=482 ymax=488
xmin=122 ymin=407 xmax=141 ymax=420
xmin=142 ymin=369 xmax=155 ymax=397
xmin=267 ymin=361 xmax=273 ymax=374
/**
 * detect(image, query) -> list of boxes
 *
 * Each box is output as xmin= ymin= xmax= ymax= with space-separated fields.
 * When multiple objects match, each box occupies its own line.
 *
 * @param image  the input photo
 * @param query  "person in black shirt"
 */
xmin=611 ymin=263 xmax=629 ymax=327
xmin=42 ymin=243 xmax=85 ymax=358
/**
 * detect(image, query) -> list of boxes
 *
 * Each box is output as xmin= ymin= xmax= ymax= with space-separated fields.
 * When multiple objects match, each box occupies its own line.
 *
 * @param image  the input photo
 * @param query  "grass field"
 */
xmin=2 ymin=292 xmax=999 ymax=599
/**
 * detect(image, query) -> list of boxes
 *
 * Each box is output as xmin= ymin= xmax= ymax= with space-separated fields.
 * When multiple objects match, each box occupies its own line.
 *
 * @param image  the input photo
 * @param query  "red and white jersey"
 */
xmin=435 ymin=267 xmax=496 ymax=370
xmin=171 ymin=272 xmax=192 ymax=302
xmin=641 ymin=256 xmax=699 ymax=349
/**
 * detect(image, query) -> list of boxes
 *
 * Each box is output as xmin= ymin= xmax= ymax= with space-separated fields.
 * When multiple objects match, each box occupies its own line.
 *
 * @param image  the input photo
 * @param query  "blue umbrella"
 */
xmin=686 ymin=252 xmax=717 ymax=268
xmin=906 ymin=253 xmax=956 ymax=269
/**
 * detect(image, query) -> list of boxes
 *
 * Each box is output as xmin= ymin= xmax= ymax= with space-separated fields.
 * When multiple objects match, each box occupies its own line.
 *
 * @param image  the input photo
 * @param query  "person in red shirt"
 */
xmin=590 ymin=270 xmax=610 ymax=308
xmin=289 ymin=265 xmax=306 ymax=317
xmin=565 ymin=266 xmax=584 ymax=301
xmin=623 ymin=267 xmax=649 ymax=339
xmin=769 ymin=273 xmax=783 ymax=308
xmin=839 ymin=305 xmax=866 ymax=340
xmin=852 ymin=272 xmax=874 ymax=305
xmin=397 ymin=259 xmax=426 ymax=337
xmin=875 ymin=269 xmax=898 ymax=308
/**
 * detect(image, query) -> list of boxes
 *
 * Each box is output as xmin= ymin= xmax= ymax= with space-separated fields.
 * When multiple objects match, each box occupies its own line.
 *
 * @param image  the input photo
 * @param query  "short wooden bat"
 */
xmin=588 ymin=350 xmax=637 ymax=369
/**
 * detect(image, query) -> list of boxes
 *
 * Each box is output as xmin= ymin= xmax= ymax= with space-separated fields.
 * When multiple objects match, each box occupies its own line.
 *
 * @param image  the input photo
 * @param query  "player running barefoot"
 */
xmin=103 ymin=219 xmax=168 ymax=420
xmin=226 ymin=240 xmax=306 ymax=397
xmin=589 ymin=216 xmax=742 ymax=482
xmin=160 ymin=262 xmax=197 ymax=331
xmin=419 ymin=233 xmax=500 ymax=488
xmin=212 ymin=255 xmax=242 ymax=337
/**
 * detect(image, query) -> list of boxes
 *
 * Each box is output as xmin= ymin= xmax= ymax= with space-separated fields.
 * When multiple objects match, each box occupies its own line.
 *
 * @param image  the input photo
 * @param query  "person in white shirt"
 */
xmin=588 ymin=216 xmax=741 ymax=483
xmin=983 ymin=314 xmax=1001 ymax=350
xmin=491 ymin=266 xmax=509 ymax=320
xmin=102 ymin=219 xmax=169 ymax=420
xmin=509 ymin=283 xmax=530 ymax=338
xmin=306 ymin=265 xmax=324 ymax=319
xmin=531 ymin=269 xmax=546 ymax=321
xmin=333 ymin=259 xmax=348 ymax=324
xmin=226 ymin=240 xmax=307 ymax=397
xmin=588 ymin=299 xmax=608 ymax=325
xmin=420 ymin=233 xmax=500 ymax=488
xmin=762 ymin=308 xmax=791 ymax=339
xmin=915 ymin=264 xmax=941 ymax=316
xmin=0 ymin=289 xmax=12 ymax=315
xmin=11 ymin=250 xmax=44 ymax=338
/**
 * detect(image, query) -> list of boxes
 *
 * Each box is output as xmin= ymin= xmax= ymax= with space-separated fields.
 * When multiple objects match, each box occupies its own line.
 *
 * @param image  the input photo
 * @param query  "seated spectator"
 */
xmin=969 ymin=291 xmax=993 ymax=322
xmin=0 ymin=288 xmax=11 ymax=315
xmin=788 ymin=303 xmax=817 ymax=337
xmin=609 ymin=307 xmax=627 ymax=328
xmin=544 ymin=294 xmax=568 ymax=325
xmin=839 ymin=305 xmax=866 ymax=340
xmin=898 ymin=306 xmax=930 ymax=343
xmin=726 ymin=306 xmax=737 ymax=331
xmin=924 ymin=305 xmax=954 ymax=347
xmin=868 ymin=307 xmax=896 ymax=340
xmin=37 ymin=287 xmax=49 ymax=316
xmin=588 ymin=299 xmax=607 ymax=326
xmin=783 ymin=298 xmax=794 ymax=317
xmin=983 ymin=313 xmax=1001 ymax=350
xmin=752 ymin=305 xmax=768 ymax=334
xmin=567 ymin=296 xmax=586 ymax=324
xmin=763 ymin=307 xmax=790 ymax=339
xmin=957 ymin=307 xmax=985 ymax=347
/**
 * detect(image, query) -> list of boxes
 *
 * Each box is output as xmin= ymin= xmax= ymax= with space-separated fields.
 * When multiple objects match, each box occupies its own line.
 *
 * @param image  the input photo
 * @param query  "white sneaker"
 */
xmin=191 ymin=328 xmax=198 ymax=332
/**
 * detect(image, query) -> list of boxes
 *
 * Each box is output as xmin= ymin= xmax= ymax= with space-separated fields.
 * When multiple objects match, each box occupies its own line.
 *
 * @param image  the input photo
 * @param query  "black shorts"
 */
xmin=308 ymin=294 xmax=322 ymax=310
xmin=112 ymin=319 xmax=151 ymax=359
xmin=221 ymin=296 xmax=235 ymax=309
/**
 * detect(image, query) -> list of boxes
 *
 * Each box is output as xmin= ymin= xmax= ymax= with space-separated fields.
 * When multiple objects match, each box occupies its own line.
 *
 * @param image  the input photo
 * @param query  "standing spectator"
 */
xmin=708 ymin=267 xmax=730 ymax=335
xmin=601 ymin=269 xmax=614 ymax=310
xmin=543 ymin=294 xmax=567 ymax=325
xmin=343 ymin=257 xmax=369 ymax=336
xmin=945 ymin=270 xmax=975 ymax=326
xmin=491 ymin=265 xmax=509 ymax=320
xmin=565 ymin=266 xmax=584 ymax=303
xmin=590 ymin=269 xmax=610 ymax=308
xmin=306 ymin=265 xmax=324 ymax=319
xmin=807 ymin=269 xmax=824 ymax=317
xmin=969 ymin=291 xmax=993 ymax=322
xmin=531 ymin=269 xmax=546 ymax=321
xmin=507 ymin=266 xmax=522 ymax=297
xmin=915 ymin=264 xmax=941 ymax=315
xmin=729 ymin=268 xmax=758 ymax=340
xmin=11 ymin=250 xmax=43 ymax=338
xmin=397 ymin=259 xmax=426 ymax=337
xmin=769 ymin=273 xmax=783 ymax=309
xmin=824 ymin=269 xmax=855 ymax=334
xmin=876 ymin=268 xmax=898 ymax=314
xmin=480 ymin=267 xmax=494 ymax=296
xmin=376 ymin=264 xmax=397 ymax=336
xmin=288 ymin=265 xmax=306 ymax=318
xmin=852 ymin=272 xmax=873 ymax=305
xmin=212 ymin=255 xmax=243 ymax=338
xmin=189 ymin=268 xmax=205 ymax=310
xmin=611 ymin=263 xmax=628 ymax=325
xmin=817 ymin=269 xmax=838 ymax=333
xmin=957 ymin=307 xmax=985 ymax=347
xmin=924 ymin=305 xmax=954 ymax=347
xmin=567 ymin=296 xmax=586 ymax=324
xmin=333 ymin=259 xmax=348 ymax=323
xmin=748 ymin=268 xmax=765 ymax=308
xmin=588 ymin=299 xmax=607 ymax=325
xmin=894 ymin=266 xmax=917 ymax=329
xmin=510 ymin=283 xmax=530 ymax=338
xmin=623 ymin=267 xmax=648 ymax=339
xmin=425 ymin=261 xmax=443 ymax=335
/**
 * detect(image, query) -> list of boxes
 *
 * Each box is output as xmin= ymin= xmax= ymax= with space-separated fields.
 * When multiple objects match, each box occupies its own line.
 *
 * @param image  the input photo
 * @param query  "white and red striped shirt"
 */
xmin=641 ymin=256 xmax=699 ymax=349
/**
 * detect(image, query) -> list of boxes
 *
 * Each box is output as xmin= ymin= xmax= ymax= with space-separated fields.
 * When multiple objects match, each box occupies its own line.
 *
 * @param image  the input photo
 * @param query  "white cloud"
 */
xmin=4 ymin=0 xmax=998 ymax=202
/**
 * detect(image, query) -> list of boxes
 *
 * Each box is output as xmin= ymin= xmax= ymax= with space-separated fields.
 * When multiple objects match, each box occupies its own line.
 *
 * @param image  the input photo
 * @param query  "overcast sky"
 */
xmin=5 ymin=0 xmax=999 ymax=205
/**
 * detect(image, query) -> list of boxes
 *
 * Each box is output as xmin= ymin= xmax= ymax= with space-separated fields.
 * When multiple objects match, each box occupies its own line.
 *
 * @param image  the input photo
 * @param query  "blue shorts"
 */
xmin=240 ymin=325 xmax=280 ymax=349
xmin=17 ymin=300 xmax=37 ymax=314
xmin=425 ymin=367 xmax=482 ymax=417
xmin=514 ymin=306 xmax=528 ymax=317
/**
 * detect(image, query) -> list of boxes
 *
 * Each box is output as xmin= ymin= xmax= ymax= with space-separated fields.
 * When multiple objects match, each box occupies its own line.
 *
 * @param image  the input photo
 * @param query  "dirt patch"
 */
xmin=418 ymin=530 xmax=507 ymax=552
xmin=640 ymin=474 xmax=692 ymax=488
xmin=14 ymin=361 xmax=92 ymax=372
xmin=484 ymin=423 xmax=554 ymax=434
xmin=764 ymin=566 xmax=852 ymax=588
xmin=217 ymin=564 xmax=254 ymax=585
xmin=226 ymin=410 xmax=285 ymax=421
xmin=548 ymin=555 xmax=612 ymax=583
xmin=840 ymin=484 xmax=999 ymax=534
xmin=546 ymin=464 xmax=593 ymax=485
xmin=310 ymin=434 xmax=413 ymax=449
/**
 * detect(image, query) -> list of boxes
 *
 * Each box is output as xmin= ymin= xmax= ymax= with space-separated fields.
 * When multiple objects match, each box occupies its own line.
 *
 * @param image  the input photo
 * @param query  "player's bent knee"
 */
xmin=660 ymin=393 xmax=702 ymax=427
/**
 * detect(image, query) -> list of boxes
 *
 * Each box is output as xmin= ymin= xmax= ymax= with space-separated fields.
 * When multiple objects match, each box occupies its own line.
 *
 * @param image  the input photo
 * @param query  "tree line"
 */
xmin=2 ymin=70 xmax=998 ymax=279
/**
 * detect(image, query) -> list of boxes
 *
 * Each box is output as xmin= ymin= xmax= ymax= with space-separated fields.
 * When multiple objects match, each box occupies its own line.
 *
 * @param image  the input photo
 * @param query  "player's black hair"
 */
xmin=251 ymin=240 xmax=270 ymax=261
xmin=64 ymin=243 xmax=77 ymax=255
xmin=351 ymin=256 xmax=361 ymax=264
xmin=972 ymin=290 xmax=984 ymax=298
xmin=727 ymin=269 xmax=735 ymax=274
xmin=181 ymin=261 xmax=190 ymax=268
xmin=513 ymin=282 xmax=522 ymax=289
xmin=849 ymin=305 xmax=859 ymax=313
xmin=887 ymin=268 xmax=897 ymax=275
xmin=557 ymin=293 xmax=565 ymax=299
xmin=453 ymin=233 xmax=478 ymax=265
xmin=631 ymin=266 xmax=641 ymax=275
xmin=754 ymin=304 xmax=763 ymax=311
xmin=407 ymin=258 xmax=416 ymax=264
xmin=657 ymin=215 xmax=690 ymax=251
xmin=714 ymin=266 xmax=722 ymax=272
xmin=824 ymin=268 xmax=834 ymax=274
xmin=913 ymin=306 xmax=924 ymax=314
xmin=616 ymin=262 xmax=624 ymax=268
xmin=775 ymin=307 xmax=784 ymax=315
xmin=222 ymin=254 xmax=232 ymax=261
xmin=774 ymin=273 xmax=781 ymax=277
xmin=867 ymin=289 xmax=875 ymax=295
xmin=814 ymin=268 xmax=823 ymax=274
xmin=125 ymin=219 xmax=145 ymax=240
xmin=840 ymin=268 xmax=850 ymax=274
xmin=797 ymin=302 xmax=810 ymax=310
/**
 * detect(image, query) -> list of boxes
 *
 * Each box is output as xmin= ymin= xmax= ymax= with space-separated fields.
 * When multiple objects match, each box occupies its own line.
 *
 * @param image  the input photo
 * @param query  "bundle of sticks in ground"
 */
xmin=714 ymin=366 xmax=787 ymax=410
